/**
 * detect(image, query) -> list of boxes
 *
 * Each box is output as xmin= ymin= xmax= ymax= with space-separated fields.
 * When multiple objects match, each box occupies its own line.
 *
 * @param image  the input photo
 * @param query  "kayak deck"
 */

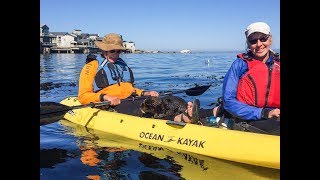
xmin=60 ymin=96 xmax=280 ymax=169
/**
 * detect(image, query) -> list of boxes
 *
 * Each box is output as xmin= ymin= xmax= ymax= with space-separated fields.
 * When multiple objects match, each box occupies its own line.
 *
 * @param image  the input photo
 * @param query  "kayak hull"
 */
xmin=60 ymin=97 xmax=280 ymax=169
xmin=60 ymin=119 xmax=280 ymax=179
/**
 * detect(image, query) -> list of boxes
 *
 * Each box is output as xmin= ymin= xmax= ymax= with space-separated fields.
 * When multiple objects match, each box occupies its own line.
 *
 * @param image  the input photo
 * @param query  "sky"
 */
xmin=40 ymin=0 xmax=280 ymax=52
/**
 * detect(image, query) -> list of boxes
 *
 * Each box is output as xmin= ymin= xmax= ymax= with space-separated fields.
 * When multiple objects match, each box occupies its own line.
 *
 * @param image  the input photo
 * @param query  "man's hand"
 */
xmin=269 ymin=108 xmax=280 ymax=119
xmin=104 ymin=95 xmax=121 ymax=106
xmin=144 ymin=91 xmax=159 ymax=97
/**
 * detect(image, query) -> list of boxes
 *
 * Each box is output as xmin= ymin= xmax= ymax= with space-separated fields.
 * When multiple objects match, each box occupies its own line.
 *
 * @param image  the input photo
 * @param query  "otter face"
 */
xmin=140 ymin=96 xmax=163 ymax=115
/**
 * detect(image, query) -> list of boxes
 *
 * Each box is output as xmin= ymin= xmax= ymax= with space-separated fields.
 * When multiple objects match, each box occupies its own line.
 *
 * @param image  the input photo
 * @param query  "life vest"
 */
xmin=236 ymin=52 xmax=280 ymax=108
xmin=93 ymin=58 xmax=134 ymax=92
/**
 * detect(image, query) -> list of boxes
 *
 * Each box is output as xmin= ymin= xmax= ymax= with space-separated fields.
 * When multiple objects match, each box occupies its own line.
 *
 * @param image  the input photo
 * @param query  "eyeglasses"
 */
xmin=109 ymin=50 xmax=122 ymax=53
xmin=248 ymin=35 xmax=270 ymax=44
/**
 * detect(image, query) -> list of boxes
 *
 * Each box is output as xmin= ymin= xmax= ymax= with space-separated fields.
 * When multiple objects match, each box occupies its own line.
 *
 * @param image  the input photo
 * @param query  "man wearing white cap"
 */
xmin=213 ymin=22 xmax=280 ymax=135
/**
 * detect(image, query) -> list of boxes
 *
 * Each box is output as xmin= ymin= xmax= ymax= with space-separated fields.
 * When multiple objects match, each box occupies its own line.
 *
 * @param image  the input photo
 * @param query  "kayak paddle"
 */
xmin=160 ymin=85 xmax=211 ymax=96
xmin=40 ymin=85 xmax=211 ymax=126
xmin=40 ymin=101 xmax=111 ymax=126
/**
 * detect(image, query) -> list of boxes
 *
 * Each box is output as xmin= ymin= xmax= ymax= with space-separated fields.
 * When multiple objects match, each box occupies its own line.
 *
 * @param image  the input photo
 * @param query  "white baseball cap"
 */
xmin=245 ymin=22 xmax=271 ymax=38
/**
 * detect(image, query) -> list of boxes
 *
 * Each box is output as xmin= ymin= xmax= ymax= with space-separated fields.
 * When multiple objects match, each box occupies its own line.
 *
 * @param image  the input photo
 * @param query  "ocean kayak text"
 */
xmin=139 ymin=132 xmax=206 ymax=148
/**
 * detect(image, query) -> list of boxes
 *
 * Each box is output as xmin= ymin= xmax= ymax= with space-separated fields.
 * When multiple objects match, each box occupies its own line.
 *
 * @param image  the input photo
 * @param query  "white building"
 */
xmin=51 ymin=32 xmax=77 ymax=47
xmin=88 ymin=34 xmax=99 ymax=41
xmin=123 ymin=41 xmax=136 ymax=53
xmin=72 ymin=29 xmax=82 ymax=36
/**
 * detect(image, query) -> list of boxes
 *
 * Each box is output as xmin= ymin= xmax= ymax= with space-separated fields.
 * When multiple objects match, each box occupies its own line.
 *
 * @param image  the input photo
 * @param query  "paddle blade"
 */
xmin=40 ymin=100 xmax=112 ymax=126
xmin=185 ymin=85 xmax=211 ymax=96
xmin=40 ymin=102 xmax=70 ymax=126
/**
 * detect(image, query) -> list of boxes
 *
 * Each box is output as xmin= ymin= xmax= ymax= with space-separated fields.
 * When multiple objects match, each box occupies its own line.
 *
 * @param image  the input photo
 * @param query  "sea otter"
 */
xmin=140 ymin=96 xmax=187 ymax=120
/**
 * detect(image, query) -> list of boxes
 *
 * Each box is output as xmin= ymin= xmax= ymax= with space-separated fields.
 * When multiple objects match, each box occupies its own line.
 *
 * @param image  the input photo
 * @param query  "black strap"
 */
xmin=107 ymin=63 xmax=121 ymax=85
xmin=232 ymin=122 xmax=268 ymax=134
xmin=128 ymin=67 xmax=135 ymax=84
xmin=86 ymin=53 xmax=97 ymax=64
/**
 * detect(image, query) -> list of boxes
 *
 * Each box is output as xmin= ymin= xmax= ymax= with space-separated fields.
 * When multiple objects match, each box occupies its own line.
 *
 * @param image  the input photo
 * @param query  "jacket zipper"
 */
xmin=264 ymin=64 xmax=273 ymax=107
xmin=248 ymin=75 xmax=257 ymax=106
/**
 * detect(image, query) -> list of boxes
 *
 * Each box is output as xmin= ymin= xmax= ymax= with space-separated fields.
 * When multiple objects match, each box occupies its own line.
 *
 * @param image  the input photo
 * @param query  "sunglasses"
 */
xmin=248 ymin=35 xmax=270 ymax=44
xmin=109 ymin=50 xmax=122 ymax=53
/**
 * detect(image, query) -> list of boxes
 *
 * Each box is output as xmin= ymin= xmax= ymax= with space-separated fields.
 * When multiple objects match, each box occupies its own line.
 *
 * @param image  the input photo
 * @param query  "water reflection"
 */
xmin=40 ymin=148 xmax=72 ymax=168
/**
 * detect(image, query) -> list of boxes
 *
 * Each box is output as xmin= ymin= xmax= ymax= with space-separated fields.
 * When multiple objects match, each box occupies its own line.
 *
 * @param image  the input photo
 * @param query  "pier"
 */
xmin=40 ymin=44 xmax=100 ymax=54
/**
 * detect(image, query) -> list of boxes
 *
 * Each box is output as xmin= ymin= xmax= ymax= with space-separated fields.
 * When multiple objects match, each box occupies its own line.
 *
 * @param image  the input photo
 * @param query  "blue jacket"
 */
xmin=222 ymin=54 xmax=276 ymax=120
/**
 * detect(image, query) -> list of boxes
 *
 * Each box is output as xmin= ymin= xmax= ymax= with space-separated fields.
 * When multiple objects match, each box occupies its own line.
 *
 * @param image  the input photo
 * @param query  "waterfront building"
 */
xmin=40 ymin=24 xmax=136 ymax=54
xmin=123 ymin=41 xmax=136 ymax=53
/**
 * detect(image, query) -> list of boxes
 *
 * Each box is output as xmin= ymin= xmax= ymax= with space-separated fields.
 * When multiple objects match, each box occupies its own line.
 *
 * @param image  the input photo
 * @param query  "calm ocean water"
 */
xmin=40 ymin=52 xmax=280 ymax=180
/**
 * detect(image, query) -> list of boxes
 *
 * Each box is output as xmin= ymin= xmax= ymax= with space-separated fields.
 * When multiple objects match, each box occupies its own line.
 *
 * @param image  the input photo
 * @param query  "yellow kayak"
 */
xmin=60 ymin=96 xmax=280 ymax=169
xmin=60 ymin=119 xmax=280 ymax=179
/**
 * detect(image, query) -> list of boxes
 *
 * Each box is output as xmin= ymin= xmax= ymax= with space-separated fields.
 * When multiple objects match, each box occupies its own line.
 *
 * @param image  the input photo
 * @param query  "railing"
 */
xmin=75 ymin=45 xmax=96 ymax=48
xmin=42 ymin=43 xmax=56 ymax=47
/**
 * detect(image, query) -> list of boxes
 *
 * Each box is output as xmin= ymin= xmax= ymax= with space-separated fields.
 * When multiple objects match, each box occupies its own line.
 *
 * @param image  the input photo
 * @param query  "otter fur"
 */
xmin=140 ymin=96 xmax=187 ymax=120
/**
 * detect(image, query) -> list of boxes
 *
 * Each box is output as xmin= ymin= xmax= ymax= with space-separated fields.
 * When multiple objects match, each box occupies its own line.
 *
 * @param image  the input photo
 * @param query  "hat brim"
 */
xmin=246 ymin=31 xmax=270 ymax=38
xmin=95 ymin=41 xmax=126 ymax=51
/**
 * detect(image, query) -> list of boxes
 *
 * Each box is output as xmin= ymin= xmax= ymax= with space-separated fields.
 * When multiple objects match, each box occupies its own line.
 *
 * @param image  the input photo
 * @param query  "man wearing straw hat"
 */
xmin=78 ymin=33 xmax=159 ymax=115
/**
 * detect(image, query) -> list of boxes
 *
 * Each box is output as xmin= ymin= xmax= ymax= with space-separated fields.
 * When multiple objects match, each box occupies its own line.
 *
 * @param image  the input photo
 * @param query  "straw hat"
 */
xmin=95 ymin=33 xmax=125 ymax=51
